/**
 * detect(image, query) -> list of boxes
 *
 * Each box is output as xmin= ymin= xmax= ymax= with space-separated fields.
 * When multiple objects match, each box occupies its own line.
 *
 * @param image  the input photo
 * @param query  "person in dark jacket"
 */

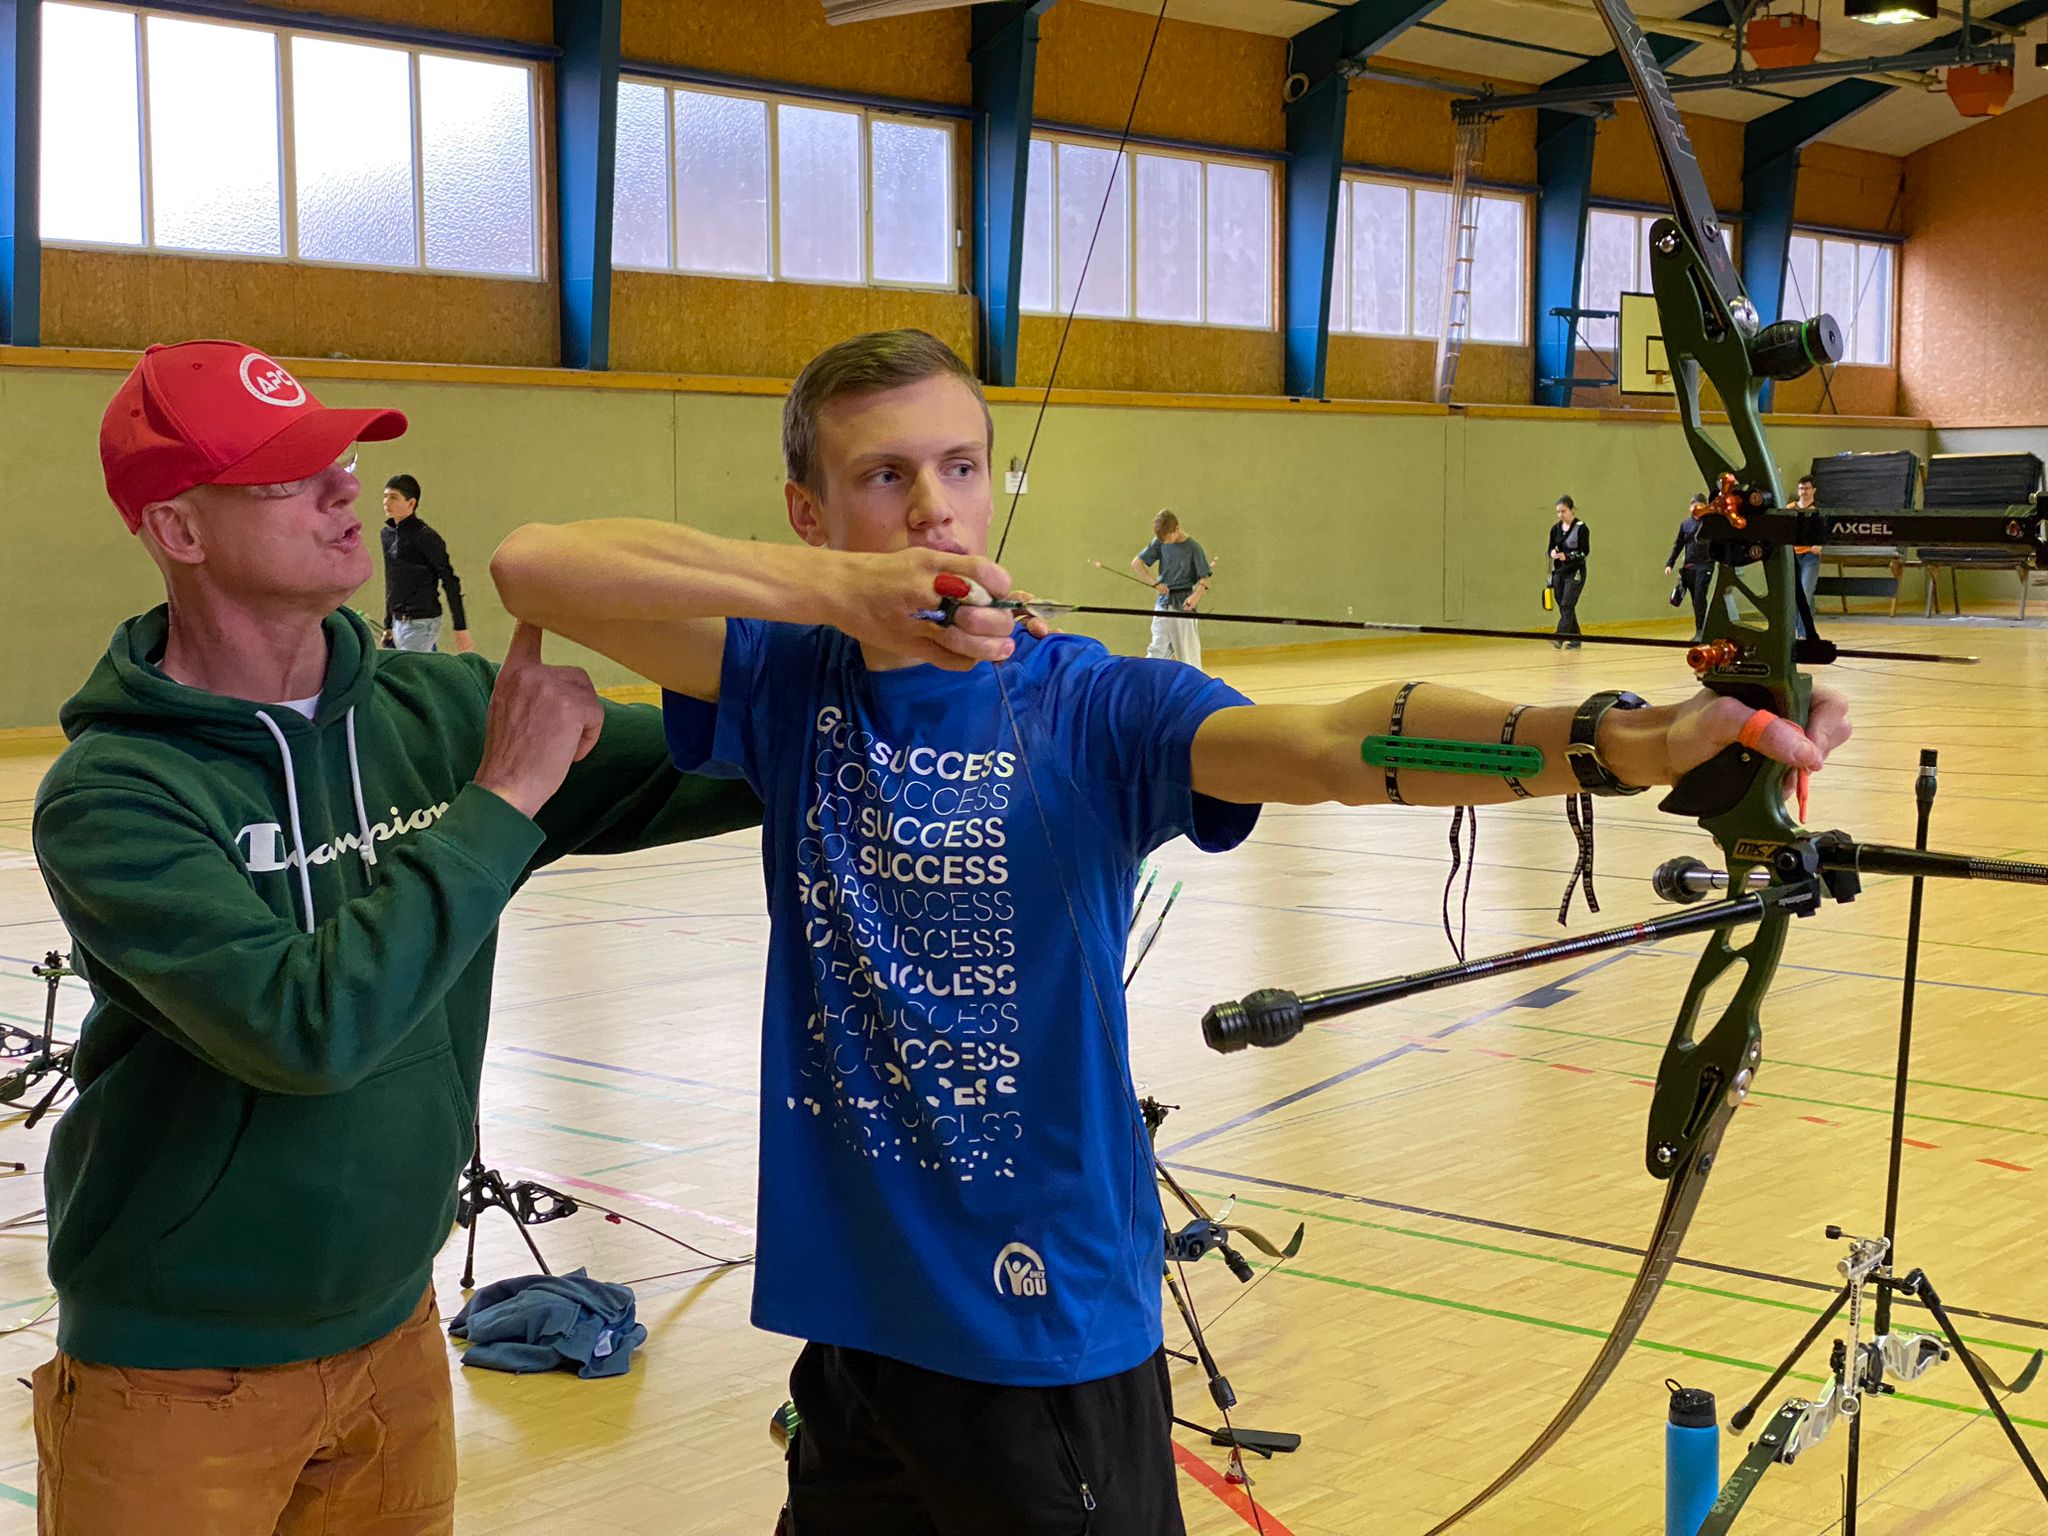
xmin=1665 ymin=492 xmax=1713 ymax=640
xmin=31 ymin=340 xmax=758 ymax=1536
xmin=382 ymin=473 xmax=472 ymax=653
xmin=1547 ymin=494 xmax=1589 ymax=647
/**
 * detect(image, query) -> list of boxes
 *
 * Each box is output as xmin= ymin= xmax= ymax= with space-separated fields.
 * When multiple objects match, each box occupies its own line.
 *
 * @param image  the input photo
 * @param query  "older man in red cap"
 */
xmin=29 ymin=341 xmax=757 ymax=1535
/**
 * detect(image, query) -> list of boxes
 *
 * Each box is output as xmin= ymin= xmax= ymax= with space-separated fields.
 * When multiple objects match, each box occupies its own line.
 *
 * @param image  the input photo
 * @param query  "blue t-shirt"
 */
xmin=663 ymin=622 xmax=1257 ymax=1386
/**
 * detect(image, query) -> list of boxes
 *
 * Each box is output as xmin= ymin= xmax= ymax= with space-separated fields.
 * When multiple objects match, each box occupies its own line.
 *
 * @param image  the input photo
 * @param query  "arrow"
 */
xmin=998 ymin=600 xmax=1975 ymax=666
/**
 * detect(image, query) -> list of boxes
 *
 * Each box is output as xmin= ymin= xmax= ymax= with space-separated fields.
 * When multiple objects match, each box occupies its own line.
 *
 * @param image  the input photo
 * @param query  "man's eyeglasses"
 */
xmin=243 ymin=446 xmax=359 ymax=501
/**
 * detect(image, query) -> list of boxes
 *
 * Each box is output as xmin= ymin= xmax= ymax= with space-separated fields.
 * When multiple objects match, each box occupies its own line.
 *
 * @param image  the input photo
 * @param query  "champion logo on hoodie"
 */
xmin=237 ymin=801 xmax=451 ymax=875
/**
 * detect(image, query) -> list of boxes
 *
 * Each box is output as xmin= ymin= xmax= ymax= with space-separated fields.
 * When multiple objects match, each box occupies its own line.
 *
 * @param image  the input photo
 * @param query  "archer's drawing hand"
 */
xmin=834 ymin=548 xmax=1019 ymax=670
xmin=1600 ymin=686 xmax=1851 ymax=788
xmin=1010 ymin=591 xmax=1057 ymax=640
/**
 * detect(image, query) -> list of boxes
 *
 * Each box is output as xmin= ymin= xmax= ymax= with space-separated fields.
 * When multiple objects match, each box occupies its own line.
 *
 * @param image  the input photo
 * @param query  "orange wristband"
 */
xmin=1737 ymin=710 xmax=1778 ymax=751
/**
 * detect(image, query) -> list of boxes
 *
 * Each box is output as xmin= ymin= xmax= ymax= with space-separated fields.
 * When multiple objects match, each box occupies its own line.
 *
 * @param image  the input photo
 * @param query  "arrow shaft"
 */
xmin=1036 ymin=603 xmax=1970 ymax=665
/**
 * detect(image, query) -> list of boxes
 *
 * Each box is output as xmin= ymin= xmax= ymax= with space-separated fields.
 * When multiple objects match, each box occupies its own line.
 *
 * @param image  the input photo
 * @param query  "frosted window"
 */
xmin=1346 ymin=181 xmax=1407 ymax=336
xmin=870 ymin=119 xmax=951 ymax=286
xmin=1020 ymin=139 xmax=1054 ymax=313
xmin=1783 ymin=234 xmax=1819 ymax=323
xmin=292 ymin=37 xmax=416 ymax=267
xmin=40 ymin=4 xmax=144 ymax=245
xmin=145 ymin=17 xmax=282 ymax=256
xmin=1412 ymin=187 xmax=1451 ymax=339
xmin=1204 ymin=161 xmax=1270 ymax=327
xmin=612 ymin=81 xmax=670 ymax=269
xmin=777 ymin=103 xmax=862 ymax=283
xmin=1851 ymin=243 xmax=1893 ymax=366
xmin=1467 ymin=194 xmax=1524 ymax=344
xmin=1057 ymin=142 xmax=1128 ymax=319
xmin=418 ymin=54 xmax=535 ymax=276
xmin=1579 ymin=209 xmax=1640 ymax=349
xmin=1818 ymin=238 xmax=1857 ymax=343
xmin=676 ymin=90 xmax=770 ymax=277
xmin=1327 ymin=184 xmax=1350 ymax=334
xmin=1134 ymin=154 xmax=1201 ymax=324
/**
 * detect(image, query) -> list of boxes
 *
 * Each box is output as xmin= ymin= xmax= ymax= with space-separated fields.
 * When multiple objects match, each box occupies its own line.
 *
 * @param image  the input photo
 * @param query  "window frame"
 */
xmin=611 ymin=76 xmax=958 ymax=295
xmin=1021 ymin=128 xmax=1277 ymax=333
xmin=1783 ymin=229 xmax=1896 ymax=369
xmin=1578 ymin=203 xmax=1740 ymax=352
xmin=1330 ymin=171 xmax=1530 ymax=348
xmin=38 ymin=0 xmax=544 ymax=281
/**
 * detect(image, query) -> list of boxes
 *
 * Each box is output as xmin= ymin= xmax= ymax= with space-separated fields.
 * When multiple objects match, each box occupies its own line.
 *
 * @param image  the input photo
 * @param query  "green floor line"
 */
xmin=1191 ymin=1189 xmax=2036 ymax=1358
xmin=486 ymin=1060 xmax=750 ymax=1116
xmin=1273 ymin=1266 xmax=2048 ymax=1431
xmin=479 ymin=1109 xmax=685 ymax=1154
xmin=0 ymin=1484 xmax=31 ymax=1509
xmin=1505 ymin=1020 xmax=2048 ymax=1108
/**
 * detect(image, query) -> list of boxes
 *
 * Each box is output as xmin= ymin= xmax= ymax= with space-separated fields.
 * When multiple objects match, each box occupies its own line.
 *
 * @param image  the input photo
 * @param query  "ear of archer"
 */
xmin=138 ymin=496 xmax=208 ymax=566
xmin=784 ymin=478 xmax=831 ymax=549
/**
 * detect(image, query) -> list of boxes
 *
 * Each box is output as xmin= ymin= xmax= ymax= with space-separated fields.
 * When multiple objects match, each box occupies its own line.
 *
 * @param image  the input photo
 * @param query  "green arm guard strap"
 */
xmin=1361 ymin=736 xmax=1547 ymax=777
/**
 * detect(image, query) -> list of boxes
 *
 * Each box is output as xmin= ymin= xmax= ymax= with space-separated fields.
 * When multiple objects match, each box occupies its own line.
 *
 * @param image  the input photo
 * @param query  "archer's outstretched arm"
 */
xmin=1189 ymin=682 xmax=1848 ymax=808
xmin=491 ymin=519 xmax=1022 ymax=697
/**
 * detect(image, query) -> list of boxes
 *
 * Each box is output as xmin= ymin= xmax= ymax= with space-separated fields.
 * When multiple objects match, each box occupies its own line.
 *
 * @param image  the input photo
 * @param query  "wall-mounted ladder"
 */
xmin=1432 ymin=114 xmax=1493 ymax=405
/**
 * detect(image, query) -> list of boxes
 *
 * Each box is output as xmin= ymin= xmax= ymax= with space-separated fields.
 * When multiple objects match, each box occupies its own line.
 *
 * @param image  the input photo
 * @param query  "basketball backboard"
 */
xmin=1619 ymin=291 xmax=1673 ymax=398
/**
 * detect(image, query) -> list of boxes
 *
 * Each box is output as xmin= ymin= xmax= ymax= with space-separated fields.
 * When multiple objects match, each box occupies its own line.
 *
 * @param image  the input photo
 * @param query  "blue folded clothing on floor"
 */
xmin=447 ymin=1268 xmax=646 ymax=1379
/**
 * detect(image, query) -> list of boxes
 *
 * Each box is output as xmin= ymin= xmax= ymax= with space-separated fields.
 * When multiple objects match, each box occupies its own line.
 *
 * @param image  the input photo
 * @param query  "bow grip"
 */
xmin=1203 ymin=989 xmax=1304 ymax=1053
xmin=1658 ymin=741 xmax=1768 ymax=820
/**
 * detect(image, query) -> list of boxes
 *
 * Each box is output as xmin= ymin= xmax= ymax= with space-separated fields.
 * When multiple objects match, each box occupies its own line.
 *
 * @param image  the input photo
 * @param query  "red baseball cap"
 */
xmin=100 ymin=340 xmax=408 ymax=532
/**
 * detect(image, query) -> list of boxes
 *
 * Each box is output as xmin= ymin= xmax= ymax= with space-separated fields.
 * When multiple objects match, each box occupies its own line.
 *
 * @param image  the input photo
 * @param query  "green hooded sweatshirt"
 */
xmin=32 ymin=606 xmax=759 ymax=1369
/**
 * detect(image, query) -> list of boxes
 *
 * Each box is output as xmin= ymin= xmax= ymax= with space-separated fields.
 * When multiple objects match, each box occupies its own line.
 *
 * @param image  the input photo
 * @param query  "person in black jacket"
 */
xmin=1664 ymin=492 xmax=1713 ymax=641
xmin=381 ymin=474 xmax=472 ymax=653
xmin=1547 ymin=494 xmax=1589 ymax=648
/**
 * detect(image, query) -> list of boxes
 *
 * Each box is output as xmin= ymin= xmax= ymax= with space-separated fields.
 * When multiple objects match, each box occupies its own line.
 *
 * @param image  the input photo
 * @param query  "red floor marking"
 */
xmin=1632 ymin=1079 xmax=1657 ymax=1088
xmin=1799 ymin=1116 xmax=1833 ymax=1126
xmin=1472 ymin=1048 xmax=1517 ymax=1059
xmin=1549 ymin=1063 xmax=1594 ymax=1075
xmin=1172 ymin=1441 xmax=1299 ymax=1536
xmin=1979 ymin=1158 xmax=2032 ymax=1173
xmin=509 ymin=1166 xmax=758 ymax=1237
xmin=1901 ymin=1138 xmax=1939 ymax=1150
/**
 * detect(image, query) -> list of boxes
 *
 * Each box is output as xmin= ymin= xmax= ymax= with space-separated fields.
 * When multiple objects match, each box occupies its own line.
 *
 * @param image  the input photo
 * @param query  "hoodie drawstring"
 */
xmin=254 ymin=711 xmax=317 ymax=935
xmin=344 ymin=706 xmax=378 ymax=878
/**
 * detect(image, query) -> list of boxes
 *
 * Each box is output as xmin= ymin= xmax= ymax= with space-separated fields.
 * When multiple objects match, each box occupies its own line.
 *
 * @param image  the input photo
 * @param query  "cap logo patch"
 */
xmin=239 ymin=352 xmax=306 ymax=408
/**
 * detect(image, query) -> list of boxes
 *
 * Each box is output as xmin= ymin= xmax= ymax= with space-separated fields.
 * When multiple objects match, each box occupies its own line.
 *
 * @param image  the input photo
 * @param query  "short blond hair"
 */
xmin=783 ymin=330 xmax=992 ymax=491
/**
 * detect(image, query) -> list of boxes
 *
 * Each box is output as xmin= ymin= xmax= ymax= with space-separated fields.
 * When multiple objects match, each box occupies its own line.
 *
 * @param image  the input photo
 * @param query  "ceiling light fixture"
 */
xmin=1844 ymin=0 xmax=1937 ymax=22
xmin=1747 ymin=12 xmax=1823 ymax=67
xmin=1947 ymin=61 xmax=2015 ymax=114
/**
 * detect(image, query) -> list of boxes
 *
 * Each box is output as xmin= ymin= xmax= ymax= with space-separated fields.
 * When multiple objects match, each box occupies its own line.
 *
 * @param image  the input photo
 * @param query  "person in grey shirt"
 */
xmin=1131 ymin=510 xmax=1213 ymax=671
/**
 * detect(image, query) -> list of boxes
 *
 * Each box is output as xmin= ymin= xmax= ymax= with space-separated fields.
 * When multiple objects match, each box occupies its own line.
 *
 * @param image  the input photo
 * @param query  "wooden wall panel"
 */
xmin=1796 ymin=143 xmax=1903 ymax=233
xmin=1898 ymin=98 xmax=2048 ymax=427
xmin=1016 ymin=316 xmax=1283 ymax=395
xmin=610 ymin=272 xmax=977 ymax=378
xmin=1342 ymin=72 xmax=1538 ymax=186
xmin=621 ymin=0 xmax=971 ymax=105
xmin=1325 ymin=336 xmax=1532 ymax=406
xmin=1035 ymin=3 xmax=1287 ymax=151
xmin=263 ymin=0 xmax=553 ymax=46
xmin=1593 ymin=104 xmax=1741 ymax=212
xmin=40 ymin=250 xmax=559 ymax=366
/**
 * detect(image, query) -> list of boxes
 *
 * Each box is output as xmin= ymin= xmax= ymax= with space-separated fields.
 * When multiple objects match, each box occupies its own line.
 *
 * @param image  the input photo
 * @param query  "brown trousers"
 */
xmin=32 ymin=1292 xmax=456 ymax=1536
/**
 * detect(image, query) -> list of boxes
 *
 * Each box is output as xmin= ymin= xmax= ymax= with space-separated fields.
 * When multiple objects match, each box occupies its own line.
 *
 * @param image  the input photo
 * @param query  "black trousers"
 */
xmin=1681 ymin=564 xmax=1711 ymax=640
xmin=781 ymin=1342 xmax=1187 ymax=1536
xmin=1551 ymin=564 xmax=1586 ymax=638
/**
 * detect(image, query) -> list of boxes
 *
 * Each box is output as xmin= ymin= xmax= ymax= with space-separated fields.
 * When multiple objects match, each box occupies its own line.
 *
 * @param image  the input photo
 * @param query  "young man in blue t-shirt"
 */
xmin=492 ymin=330 xmax=1848 ymax=1534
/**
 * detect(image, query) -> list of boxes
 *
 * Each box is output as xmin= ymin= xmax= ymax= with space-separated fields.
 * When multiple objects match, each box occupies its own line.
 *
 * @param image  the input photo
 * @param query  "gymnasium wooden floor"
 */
xmin=0 ymin=610 xmax=2043 ymax=1535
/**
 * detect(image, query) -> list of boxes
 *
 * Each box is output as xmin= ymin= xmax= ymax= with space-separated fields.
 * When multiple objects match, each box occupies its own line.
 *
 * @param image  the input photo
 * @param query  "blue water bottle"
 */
xmin=1665 ymin=1380 xmax=1719 ymax=1536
